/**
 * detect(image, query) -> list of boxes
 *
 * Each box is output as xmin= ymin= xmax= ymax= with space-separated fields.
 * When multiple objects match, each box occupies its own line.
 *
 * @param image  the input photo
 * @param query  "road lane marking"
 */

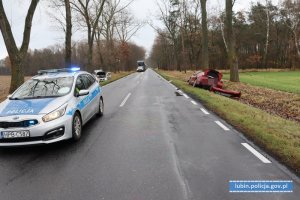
xmin=200 ymin=108 xmax=209 ymax=115
xmin=183 ymin=94 xmax=190 ymax=99
xmin=242 ymin=143 xmax=271 ymax=164
xmin=120 ymin=93 xmax=131 ymax=107
xmin=215 ymin=121 xmax=230 ymax=131
xmin=191 ymin=100 xmax=198 ymax=105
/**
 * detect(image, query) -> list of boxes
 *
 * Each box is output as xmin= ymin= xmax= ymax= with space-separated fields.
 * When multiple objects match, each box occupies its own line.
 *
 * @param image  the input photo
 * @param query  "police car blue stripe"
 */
xmin=0 ymin=98 xmax=55 ymax=116
xmin=67 ymin=87 xmax=101 ymax=116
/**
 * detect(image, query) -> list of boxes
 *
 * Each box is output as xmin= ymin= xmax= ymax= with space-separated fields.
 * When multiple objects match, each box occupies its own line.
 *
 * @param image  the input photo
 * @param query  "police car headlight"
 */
xmin=42 ymin=106 xmax=67 ymax=122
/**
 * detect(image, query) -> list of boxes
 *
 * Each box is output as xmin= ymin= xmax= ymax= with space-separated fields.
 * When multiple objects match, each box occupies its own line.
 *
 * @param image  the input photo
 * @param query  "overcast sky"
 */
xmin=0 ymin=0 xmax=280 ymax=59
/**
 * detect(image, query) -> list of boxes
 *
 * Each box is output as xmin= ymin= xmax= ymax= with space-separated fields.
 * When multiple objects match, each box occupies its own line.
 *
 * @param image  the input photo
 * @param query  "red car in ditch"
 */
xmin=188 ymin=69 xmax=241 ymax=98
xmin=188 ymin=69 xmax=223 ymax=89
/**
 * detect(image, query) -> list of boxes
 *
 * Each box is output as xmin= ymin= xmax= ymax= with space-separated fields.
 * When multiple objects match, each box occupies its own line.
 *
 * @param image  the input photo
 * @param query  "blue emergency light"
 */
xmin=38 ymin=68 xmax=81 ymax=75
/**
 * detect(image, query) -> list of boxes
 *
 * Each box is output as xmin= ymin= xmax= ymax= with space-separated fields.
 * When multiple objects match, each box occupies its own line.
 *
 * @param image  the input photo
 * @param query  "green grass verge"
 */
xmin=100 ymin=71 xmax=134 ymax=86
xmin=157 ymin=70 xmax=300 ymax=175
xmin=223 ymin=71 xmax=300 ymax=94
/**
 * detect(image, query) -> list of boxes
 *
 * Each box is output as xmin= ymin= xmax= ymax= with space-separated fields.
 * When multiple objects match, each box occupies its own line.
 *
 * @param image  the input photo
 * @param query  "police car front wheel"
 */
xmin=97 ymin=98 xmax=104 ymax=117
xmin=72 ymin=113 xmax=82 ymax=141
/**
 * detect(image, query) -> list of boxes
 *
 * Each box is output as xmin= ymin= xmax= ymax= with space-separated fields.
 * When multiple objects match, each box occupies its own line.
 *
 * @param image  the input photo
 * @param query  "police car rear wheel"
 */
xmin=97 ymin=98 xmax=104 ymax=117
xmin=72 ymin=113 xmax=82 ymax=141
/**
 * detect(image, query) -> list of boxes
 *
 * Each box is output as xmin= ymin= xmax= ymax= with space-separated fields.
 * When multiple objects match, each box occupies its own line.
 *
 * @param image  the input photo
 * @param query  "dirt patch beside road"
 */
xmin=162 ymin=70 xmax=300 ymax=123
xmin=225 ymin=81 xmax=300 ymax=123
xmin=0 ymin=76 xmax=11 ymax=102
xmin=0 ymin=76 xmax=31 ymax=102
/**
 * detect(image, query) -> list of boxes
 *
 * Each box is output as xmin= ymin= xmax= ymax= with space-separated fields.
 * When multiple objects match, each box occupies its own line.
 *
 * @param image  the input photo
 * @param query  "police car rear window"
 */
xmin=11 ymin=77 xmax=74 ymax=100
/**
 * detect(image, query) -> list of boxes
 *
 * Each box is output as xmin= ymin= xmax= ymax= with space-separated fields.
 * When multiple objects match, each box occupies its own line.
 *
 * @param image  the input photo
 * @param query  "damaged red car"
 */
xmin=188 ymin=69 xmax=223 ymax=89
xmin=188 ymin=69 xmax=241 ymax=98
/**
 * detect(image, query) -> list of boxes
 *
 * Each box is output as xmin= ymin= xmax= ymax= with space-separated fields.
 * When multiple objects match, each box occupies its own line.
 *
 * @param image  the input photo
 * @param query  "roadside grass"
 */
xmin=100 ymin=71 xmax=134 ymax=86
xmin=157 ymin=70 xmax=300 ymax=175
xmin=223 ymin=71 xmax=300 ymax=94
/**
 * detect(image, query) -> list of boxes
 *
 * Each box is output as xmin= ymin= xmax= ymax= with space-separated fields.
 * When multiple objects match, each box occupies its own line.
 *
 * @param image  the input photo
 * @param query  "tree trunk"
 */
xmin=293 ymin=31 xmax=300 ymax=60
xmin=0 ymin=0 xmax=39 ymax=93
xmin=173 ymin=40 xmax=181 ymax=71
xmin=200 ymin=0 xmax=209 ymax=69
xmin=220 ymin=18 xmax=228 ymax=53
xmin=263 ymin=5 xmax=270 ymax=69
xmin=65 ymin=0 xmax=72 ymax=67
xmin=226 ymin=0 xmax=239 ymax=82
xmin=87 ymin=41 xmax=93 ymax=71
xmin=10 ymin=56 xmax=25 ymax=93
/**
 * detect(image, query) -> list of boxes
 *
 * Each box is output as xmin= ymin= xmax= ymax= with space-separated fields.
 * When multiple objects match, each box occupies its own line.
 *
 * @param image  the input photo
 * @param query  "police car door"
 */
xmin=84 ymin=74 xmax=99 ymax=116
xmin=82 ymin=74 xmax=99 ymax=119
xmin=75 ymin=75 xmax=91 ymax=124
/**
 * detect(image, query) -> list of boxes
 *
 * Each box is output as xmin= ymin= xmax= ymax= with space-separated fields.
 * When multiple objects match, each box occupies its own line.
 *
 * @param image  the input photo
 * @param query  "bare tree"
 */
xmin=48 ymin=0 xmax=73 ymax=67
xmin=98 ymin=0 xmax=134 ymax=71
xmin=115 ymin=9 xmax=143 ymax=70
xmin=225 ymin=0 xmax=239 ymax=82
xmin=65 ymin=0 xmax=72 ymax=67
xmin=0 ymin=0 xmax=39 ymax=93
xmin=281 ymin=0 xmax=300 ymax=63
xmin=200 ymin=0 xmax=209 ymax=69
xmin=115 ymin=10 xmax=143 ymax=43
xmin=156 ymin=0 xmax=181 ymax=71
xmin=215 ymin=0 xmax=228 ymax=52
xmin=71 ymin=0 xmax=106 ymax=70
xmin=179 ymin=0 xmax=188 ymax=73
xmin=262 ymin=0 xmax=271 ymax=69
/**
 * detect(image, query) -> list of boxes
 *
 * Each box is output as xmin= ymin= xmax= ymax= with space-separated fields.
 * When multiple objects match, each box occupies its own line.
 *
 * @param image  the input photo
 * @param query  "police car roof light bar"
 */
xmin=38 ymin=68 xmax=81 ymax=75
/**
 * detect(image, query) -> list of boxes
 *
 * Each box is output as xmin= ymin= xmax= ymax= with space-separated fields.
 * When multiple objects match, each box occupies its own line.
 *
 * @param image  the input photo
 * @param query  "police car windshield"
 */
xmin=11 ymin=77 xmax=74 ymax=100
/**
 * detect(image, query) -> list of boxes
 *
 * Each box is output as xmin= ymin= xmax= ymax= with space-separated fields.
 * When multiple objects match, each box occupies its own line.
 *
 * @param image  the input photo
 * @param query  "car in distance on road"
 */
xmin=136 ymin=66 xmax=145 ymax=72
xmin=0 ymin=68 xmax=104 ymax=146
xmin=137 ymin=60 xmax=146 ymax=72
xmin=94 ymin=70 xmax=111 ymax=82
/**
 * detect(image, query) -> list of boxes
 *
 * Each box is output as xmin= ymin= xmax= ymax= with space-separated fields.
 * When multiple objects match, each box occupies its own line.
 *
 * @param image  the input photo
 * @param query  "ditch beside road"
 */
xmin=157 ymin=69 xmax=300 ymax=176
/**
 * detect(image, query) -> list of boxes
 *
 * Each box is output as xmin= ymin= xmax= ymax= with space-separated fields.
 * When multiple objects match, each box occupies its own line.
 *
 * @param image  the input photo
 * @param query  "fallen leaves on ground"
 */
xmin=160 ymin=70 xmax=300 ymax=123
xmin=224 ymin=81 xmax=300 ymax=123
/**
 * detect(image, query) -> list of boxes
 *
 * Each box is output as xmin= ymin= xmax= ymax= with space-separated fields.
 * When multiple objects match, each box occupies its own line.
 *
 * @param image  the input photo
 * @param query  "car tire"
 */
xmin=72 ymin=112 xmax=82 ymax=141
xmin=96 ymin=97 xmax=104 ymax=117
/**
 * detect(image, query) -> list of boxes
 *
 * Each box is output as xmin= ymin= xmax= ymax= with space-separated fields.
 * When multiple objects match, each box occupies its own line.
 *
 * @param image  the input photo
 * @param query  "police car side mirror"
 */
xmin=77 ymin=90 xmax=89 ymax=97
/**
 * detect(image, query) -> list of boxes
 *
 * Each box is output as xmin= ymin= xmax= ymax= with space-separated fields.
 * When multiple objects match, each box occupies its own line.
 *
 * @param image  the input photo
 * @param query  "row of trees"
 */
xmin=3 ymin=41 xmax=145 ymax=76
xmin=149 ymin=0 xmax=300 ymax=81
xmin=0 ymin=0 xmax=145 ymax=92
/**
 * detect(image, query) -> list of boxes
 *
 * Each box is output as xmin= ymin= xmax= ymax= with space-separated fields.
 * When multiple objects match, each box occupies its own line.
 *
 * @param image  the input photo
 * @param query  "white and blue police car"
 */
xmin=0 ymin=68 xmax=104 ymax=146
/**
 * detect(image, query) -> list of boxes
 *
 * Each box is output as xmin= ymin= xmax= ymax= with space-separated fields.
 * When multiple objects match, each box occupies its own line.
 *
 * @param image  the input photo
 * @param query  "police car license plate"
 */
xmin=1 ymin=131 xmax=30 ymax=139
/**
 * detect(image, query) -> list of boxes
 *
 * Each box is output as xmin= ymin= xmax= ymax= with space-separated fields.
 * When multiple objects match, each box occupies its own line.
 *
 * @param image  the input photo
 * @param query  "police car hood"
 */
xmin=0 ymin=96 xmax=70 ymax=117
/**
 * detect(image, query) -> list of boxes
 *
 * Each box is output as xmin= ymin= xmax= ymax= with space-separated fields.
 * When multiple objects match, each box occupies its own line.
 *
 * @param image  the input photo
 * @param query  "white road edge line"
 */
xmin=215 ymin=121 xmax=230 ymax=131
xmin=191 ymin=100 xmax=198 ymax=105
xmin=120 ymin=93 xmax=132 ymax=107
xmin=183 ymin=94 xmax=190 ymax=99
xmin=200 ymin=108 xmax=209 ymax=115
xmin=242 ymin=143 xmax=271 ymax=164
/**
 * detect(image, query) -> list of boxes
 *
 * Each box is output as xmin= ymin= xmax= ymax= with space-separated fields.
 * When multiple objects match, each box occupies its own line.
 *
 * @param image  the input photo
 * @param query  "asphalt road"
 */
xmin=0 ymin=69 xmax=299 ymax=200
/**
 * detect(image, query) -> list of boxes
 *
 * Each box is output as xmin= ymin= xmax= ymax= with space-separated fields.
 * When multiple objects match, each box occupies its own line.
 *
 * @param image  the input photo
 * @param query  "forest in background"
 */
xmin=1 ymin=40 xmax=145 ymax=76
xmin=0 ymin=0 xmax=146 ymax=92
xmin=149 ymin=0 xmax=300 ymax=71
